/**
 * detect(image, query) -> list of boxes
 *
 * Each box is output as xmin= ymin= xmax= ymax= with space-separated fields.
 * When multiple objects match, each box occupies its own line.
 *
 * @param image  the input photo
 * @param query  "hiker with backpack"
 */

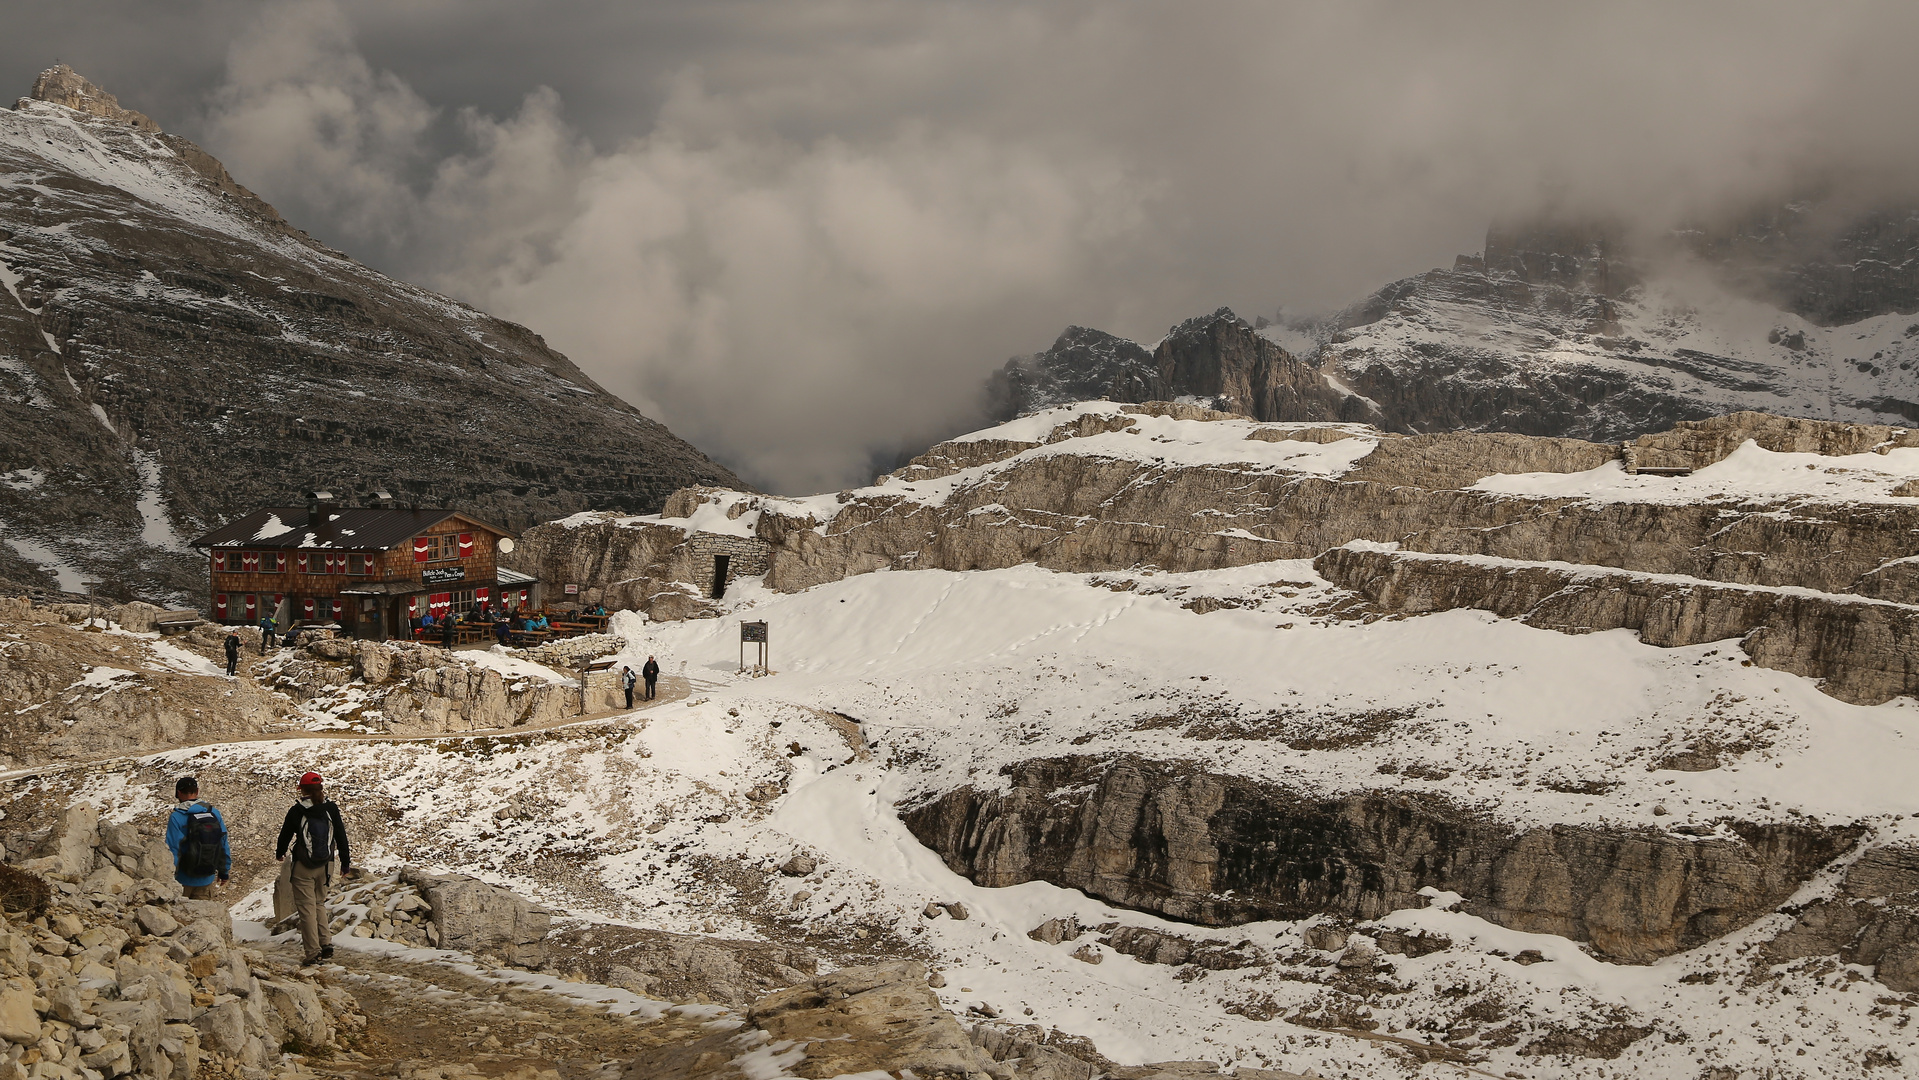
xmin=622 ymin=665 xmax=637 ymax=709
xmin=276 ymin=770 xmax=356 ymax=965
xmin=165 ymin=777 xmax=230 ymax=898
xmin=224 ymin=631 xmax=240 ymax=677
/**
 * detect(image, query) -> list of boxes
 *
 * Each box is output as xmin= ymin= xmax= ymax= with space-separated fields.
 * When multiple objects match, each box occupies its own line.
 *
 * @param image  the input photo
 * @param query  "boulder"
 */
xmin=26 ymin=802 xmax=100 ymax=878
xmin=0 ymin=980 xmax=37 ymax=1043
xmin=110 ymin=601 xmax=164 ymax=633
xmin=401 ymin=868 xmax=550 ymax=967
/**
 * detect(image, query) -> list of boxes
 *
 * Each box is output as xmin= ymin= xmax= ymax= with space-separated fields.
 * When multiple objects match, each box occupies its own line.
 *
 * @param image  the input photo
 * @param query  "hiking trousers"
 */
xmin=290 ymin=860 xmax=332 ymax=961
xmin=644 ymin=677 xmax=657 ymax=700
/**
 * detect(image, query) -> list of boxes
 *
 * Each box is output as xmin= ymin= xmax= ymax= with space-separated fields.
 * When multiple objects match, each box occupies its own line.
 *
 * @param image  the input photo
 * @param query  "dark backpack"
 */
xmin=176 ymin=804 xmax=224 ymax=877
xmin=295 ymin=803 xmax=334 ymax=867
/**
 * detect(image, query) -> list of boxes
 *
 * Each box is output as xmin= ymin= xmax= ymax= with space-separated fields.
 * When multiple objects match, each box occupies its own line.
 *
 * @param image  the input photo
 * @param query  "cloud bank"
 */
xmin=31 ymin=0 xmax=1919 ymax=492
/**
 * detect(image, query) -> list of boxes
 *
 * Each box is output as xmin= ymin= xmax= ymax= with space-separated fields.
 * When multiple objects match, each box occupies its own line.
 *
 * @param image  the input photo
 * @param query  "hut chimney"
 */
xmin=304 ymin=490 xmax=335 ymax=526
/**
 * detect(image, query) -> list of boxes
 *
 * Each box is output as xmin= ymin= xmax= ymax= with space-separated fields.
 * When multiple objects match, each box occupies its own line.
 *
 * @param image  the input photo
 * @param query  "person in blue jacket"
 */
xmin=164 ymin=776 xmax=231 ymax=898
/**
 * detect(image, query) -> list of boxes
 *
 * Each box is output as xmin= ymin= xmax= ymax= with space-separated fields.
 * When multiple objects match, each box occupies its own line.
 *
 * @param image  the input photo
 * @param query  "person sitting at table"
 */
xmin=420 ymin=611 xmax=435 ymax=628
xmin=537 ymin=615 xmax=550 ymax=631
xmin=590 ymin=603 xmax=607 ymax=617
xmin=495 ymin=618 xmax=511 ymax=646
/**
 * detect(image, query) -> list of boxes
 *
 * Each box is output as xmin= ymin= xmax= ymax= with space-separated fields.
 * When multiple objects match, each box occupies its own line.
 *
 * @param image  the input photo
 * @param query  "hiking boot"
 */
xmin=318 ymin=945 xmax=334 ymax=960
xmin=302 ymin=954 xmax=321 ymax=967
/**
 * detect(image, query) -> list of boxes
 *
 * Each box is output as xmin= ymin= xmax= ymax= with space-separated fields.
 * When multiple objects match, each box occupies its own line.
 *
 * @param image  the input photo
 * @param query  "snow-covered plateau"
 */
xmin=11 ymin=404 xmax=1919 ymax=1078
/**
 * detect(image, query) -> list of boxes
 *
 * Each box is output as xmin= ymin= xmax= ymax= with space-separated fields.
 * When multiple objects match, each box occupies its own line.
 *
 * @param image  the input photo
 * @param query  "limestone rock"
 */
xmin=906 ymin=755 xmax=1859 ymax=962
xmin=746 ymin=961 xmax=998 ymax=1079
xmin=401 ymin=868 xmax=551 ymax=967
xmin=27 ymin=65 xmax=160 ymax=131
xmin=0 ymin=980 xmax=36 ymax=1043
xmin=779 ymin=855 xmax=817 ymax=878
xmin=1876 ymin=942 xmax=1919 ymax=992
xmin=1315 ymin=544 xmax=1919 ymax=705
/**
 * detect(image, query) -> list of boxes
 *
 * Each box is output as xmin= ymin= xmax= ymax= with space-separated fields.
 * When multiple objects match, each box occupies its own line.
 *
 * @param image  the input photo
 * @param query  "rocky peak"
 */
xmin=21 ymin=64 xmax=160 ymax=132
xmin=988 ymin=307 xmax=1358 ymax=424
xmin=1483 ymin=216 xmax=1639 ymax=297
xmin=985 ymin=325 xmax=1155 ymax=419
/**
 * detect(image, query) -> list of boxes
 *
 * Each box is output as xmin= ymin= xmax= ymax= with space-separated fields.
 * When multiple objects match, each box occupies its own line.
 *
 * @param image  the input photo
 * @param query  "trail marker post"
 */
xmin=740 ymin=620 xmax=768 ymax=675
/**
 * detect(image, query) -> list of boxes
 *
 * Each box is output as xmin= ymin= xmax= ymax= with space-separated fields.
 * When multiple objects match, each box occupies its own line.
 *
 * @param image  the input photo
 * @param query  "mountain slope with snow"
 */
xmin=0 ymin=66 xmax=743 ymax=603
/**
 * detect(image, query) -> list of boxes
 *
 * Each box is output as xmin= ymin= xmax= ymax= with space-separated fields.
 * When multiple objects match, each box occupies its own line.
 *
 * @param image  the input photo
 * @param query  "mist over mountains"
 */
xmin=992 ymin=205 xmax=1919 ymax=442
xmin=9 ymin=0 xmax=1919 ymax=492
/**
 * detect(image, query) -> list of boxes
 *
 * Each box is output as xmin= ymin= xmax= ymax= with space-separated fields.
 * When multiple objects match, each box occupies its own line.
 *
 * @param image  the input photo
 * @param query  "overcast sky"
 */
xmin=7 ymin=1 xmax=1918 ymax=492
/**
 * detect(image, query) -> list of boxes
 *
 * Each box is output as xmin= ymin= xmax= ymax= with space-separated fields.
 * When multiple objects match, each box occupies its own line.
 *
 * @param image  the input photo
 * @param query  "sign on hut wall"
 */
xmin=421 ymin=566 xmax=466 ymax=585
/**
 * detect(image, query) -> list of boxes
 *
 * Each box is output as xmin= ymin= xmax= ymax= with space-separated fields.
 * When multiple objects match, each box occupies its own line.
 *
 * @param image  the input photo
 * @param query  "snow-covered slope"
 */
xmin=1326 ymin=259 xmax=1919 ymax=439
xmin=25 ymin=546 xmax=1918 ymax=1077
xmin=0 ymin=67 xmax=742 ymax=603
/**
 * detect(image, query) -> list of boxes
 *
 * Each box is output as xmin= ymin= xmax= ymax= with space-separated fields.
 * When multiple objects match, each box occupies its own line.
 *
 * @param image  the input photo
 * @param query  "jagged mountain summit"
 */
xmin=0 ymin=65 xmax=745 ymax=604
xmin=989 ymin=308 xmax=1360 ymax=424
xmin=989 ymin=211 xmax=1919 ymax=441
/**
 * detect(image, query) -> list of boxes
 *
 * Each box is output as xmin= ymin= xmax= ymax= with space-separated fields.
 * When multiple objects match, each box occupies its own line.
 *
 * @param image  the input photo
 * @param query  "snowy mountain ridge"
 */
xmin=989 ymin=213 xmax=1919 ymax=447
xmin=0 ymin=66 xmax=745 ymax=604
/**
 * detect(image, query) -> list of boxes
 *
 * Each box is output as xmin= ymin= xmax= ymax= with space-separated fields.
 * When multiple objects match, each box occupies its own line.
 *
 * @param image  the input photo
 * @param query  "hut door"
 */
xmin=710 ymin=554 xmax=731 ymax=599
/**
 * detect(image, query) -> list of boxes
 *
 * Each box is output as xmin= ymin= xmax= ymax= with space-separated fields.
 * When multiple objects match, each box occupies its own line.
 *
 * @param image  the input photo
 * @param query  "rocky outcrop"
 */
xmin=1315 ymin=545 xmax=1919 ymax=705
xmin=1765 ymin=845 xmax=1919 ymax=991
xmin=905 ymin=756 xmax=1859 ymax=963
xmin=269 ymin=636 xmax=616 ymax=733
xmin=988 ymin=310 xmax=1357 ymax=424
xmin=22 ymin=65 xmax=160 ymax=133
xmin=1 ymin=803 xmax=363 ymax=1078
xmin=0 ymin=606 xmax=283 ymax=768
xmin=0 ymin=67 xmax=743 ymax=604
xmin=400 ymin=869 xmax=551 ymax=968
xmin=625 ymin=962 xmax=1111 ymax=1080
xmin=1625 ymin=411 xmax=1919 ymax=472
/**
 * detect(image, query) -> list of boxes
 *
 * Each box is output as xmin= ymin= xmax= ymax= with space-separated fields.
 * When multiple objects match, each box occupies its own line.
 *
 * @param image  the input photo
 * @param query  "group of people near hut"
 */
xmin=165 ymin=771 xmax=357 ymax=967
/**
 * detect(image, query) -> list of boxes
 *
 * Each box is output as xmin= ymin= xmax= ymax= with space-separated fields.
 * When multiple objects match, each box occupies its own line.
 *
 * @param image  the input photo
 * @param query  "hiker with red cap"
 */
xmin=275 ymin=770 xmax=356 ymax=965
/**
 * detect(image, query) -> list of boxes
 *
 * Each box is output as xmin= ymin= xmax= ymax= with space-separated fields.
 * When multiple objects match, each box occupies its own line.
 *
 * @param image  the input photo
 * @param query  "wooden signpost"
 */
xmin=740 ymin=620 xmax=768 ymax=675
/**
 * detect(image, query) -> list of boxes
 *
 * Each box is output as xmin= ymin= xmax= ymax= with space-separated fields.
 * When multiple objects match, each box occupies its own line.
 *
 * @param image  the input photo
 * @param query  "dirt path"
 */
xmin=259 ymin=673 xmax=700 ymax=744
xmin=270 ymin=939 xmax=725 ymax=1080
xmin=0 ymin=675 xmax=705 ymax=785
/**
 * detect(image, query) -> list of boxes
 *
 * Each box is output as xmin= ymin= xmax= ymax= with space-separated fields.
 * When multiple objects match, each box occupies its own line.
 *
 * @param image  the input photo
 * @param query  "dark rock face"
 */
xmin=903 ymin=755 xmax=1860 ymax=962
xmin=0 ymin=68 xmax=743 ymax=603
xmin=987 ymin=309 xmax=1354 ymax=423
xmin=1689 ymin=202 xmax=1919 ymax=326
xmin=987 ymin=326 xmax=1156 ymax=419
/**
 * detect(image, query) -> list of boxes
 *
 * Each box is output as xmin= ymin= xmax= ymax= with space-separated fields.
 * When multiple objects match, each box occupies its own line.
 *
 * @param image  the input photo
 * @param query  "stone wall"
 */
xmin=686 ymin=533 xmax=772 ymax=598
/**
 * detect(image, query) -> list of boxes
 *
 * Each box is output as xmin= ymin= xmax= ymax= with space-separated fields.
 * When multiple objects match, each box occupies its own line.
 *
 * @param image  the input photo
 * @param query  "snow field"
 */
xmin=34 ymin=561 xmax=1919 ymax=1076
